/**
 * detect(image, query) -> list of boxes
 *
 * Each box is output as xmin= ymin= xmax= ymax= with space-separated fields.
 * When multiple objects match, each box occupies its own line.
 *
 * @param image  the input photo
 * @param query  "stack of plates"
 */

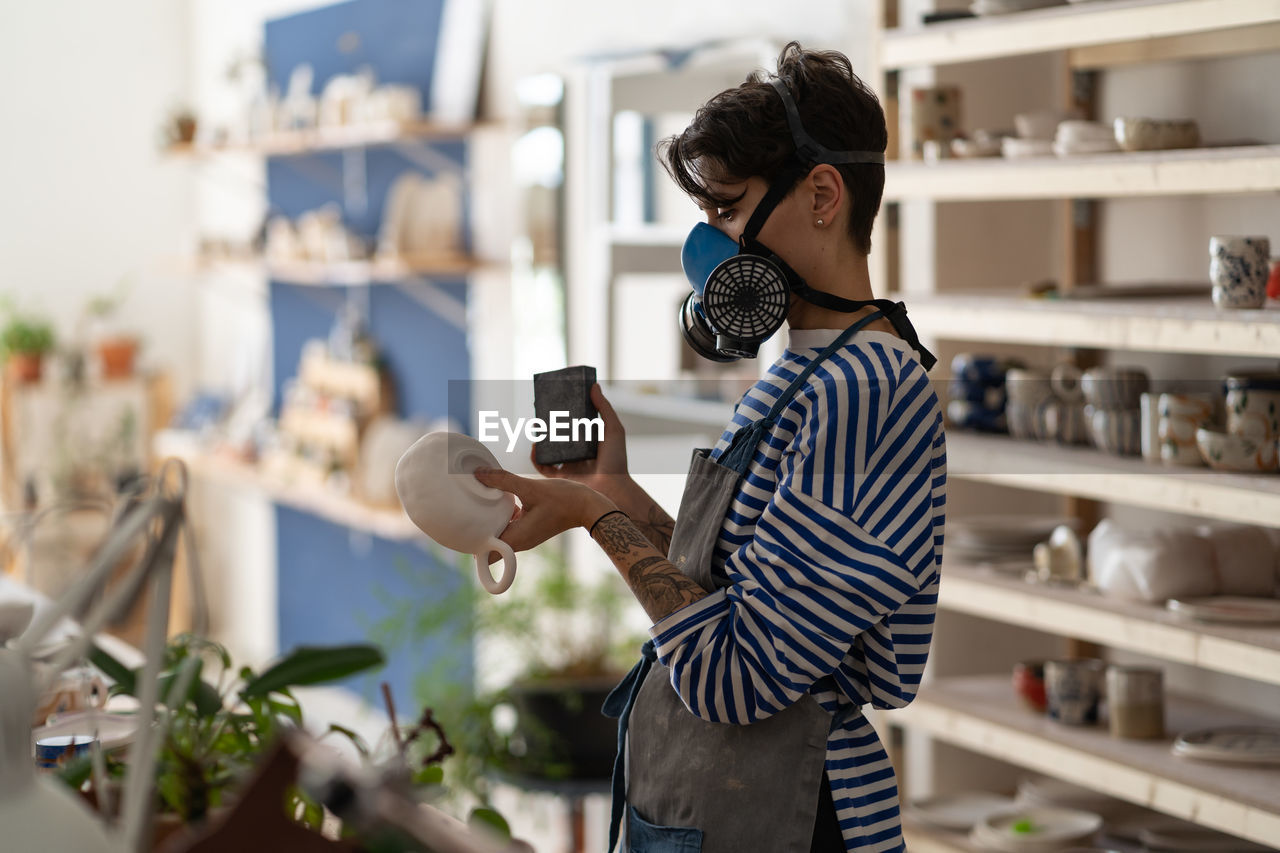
xmin=1003 ymin=137 xmax=1056 ymax=159
xmin=907 ymin=792 xmax=1016 ymax=831
xmin=1172 ymin=726 xmax=1280 ymax=765
xmin=970 ymin=806 xmax=1103 ymax=851
xmin=1054 ymin=120 xmax=1120 ymax=156
xmin=972 ymin=0 xmax=1065 ymax=15
xmin=1015 ymin=776 xmax=1132 ymax=819
xmin=948 ymin=516 xmax=1074 ymax=567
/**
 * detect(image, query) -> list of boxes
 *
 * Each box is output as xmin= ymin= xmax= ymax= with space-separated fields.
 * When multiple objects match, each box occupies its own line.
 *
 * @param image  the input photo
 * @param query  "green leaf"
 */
xmin=467 ymin=807 xmax=511 ymax=840
xmin=89 ymin=643 xmax=136 ymax=695
xmin=413 ymin=764 xmax=445 ymax=787
xmin=240 ymin=644 xmax=384 ymax=697
xmin=325 ymin=724 xmax=371 ymax=759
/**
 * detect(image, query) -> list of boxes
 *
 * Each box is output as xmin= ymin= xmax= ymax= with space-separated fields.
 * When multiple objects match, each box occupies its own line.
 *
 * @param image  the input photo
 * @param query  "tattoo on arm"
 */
xmin=631 ymin=504 xmax=676 ymax=554
xmin=592 ymin=514 xmax=705 ymax=622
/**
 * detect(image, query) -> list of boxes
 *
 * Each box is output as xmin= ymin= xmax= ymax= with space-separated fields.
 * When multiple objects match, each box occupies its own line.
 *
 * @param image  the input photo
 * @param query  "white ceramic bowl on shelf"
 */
xmin=1195 ymin=427 xmax=1279 ymax=473
xmin=1113 ymin=117 xmax=1200 ymax=151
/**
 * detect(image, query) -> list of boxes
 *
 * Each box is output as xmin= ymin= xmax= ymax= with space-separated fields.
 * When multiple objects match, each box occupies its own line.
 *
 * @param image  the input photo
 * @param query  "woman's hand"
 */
xmin=530 ymin=383 xmax=631 ymax=499
xmin=474 ymin=466 xmax=617 ymax=556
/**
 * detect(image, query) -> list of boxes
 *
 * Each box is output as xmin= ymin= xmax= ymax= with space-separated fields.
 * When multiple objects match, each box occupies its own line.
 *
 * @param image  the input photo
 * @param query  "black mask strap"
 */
xmin=740 ymin=159 xmax=808 ymax=246
xmin=768 ymin=78 xmax=885 ymax=167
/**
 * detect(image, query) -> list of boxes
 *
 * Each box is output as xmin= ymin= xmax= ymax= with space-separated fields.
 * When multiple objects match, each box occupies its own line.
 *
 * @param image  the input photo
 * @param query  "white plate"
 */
xmin=1138 ymin=824 xmax=1274 ymax=851
xmin=1166 ymin=596 xmax=1280 ymax=624
xmin=971 ymin=806 xmax=1102 ymax=851
xmin=908 ymin=792 xmax=1016 ymax=831
xmin=1172 ymin=726 xmax=1280 ymax=764
xmin=32 ymin=710 xmax=138 ymax=753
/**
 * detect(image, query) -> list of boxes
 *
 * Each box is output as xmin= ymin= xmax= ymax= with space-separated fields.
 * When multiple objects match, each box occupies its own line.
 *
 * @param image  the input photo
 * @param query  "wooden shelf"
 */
xmin=880 ymin=0 xmax=1280 ymax=69
xmin=883 ymin=145 xmax=1280 ymax=201
xmin=940 ymin=563 xmax=1280 ymax=687
xmin=180 ymin=451 xmax=422 ymax=541
xmin=888 ymin=675 xmax=1280 ymax=847
xmin=948 ymin=432 xmax=1280 ymax=526
xmin=908 ymin=292 xmax=1280 ymax=357
xmin=168 ymin=119 xmax=480 ymax=156
xmin=194 ymin=255 xmax=481 ymax=285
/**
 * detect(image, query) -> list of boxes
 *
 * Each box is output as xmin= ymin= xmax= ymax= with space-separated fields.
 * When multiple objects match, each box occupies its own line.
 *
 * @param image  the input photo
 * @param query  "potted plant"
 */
xmin=376 ymin=541 xmax=645 ymax=798
xmin=84 ymin=283 xmax=141 ymax=380
xmin=0 ymin=303 xmax=56 ymax=384
xmin=65 ymin=634 xmax=386 ymax=846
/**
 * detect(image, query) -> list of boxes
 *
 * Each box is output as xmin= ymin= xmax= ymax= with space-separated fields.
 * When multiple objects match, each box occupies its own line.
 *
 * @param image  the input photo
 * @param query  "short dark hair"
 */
xmin=659 ymin=41 xmax=887 ymax=256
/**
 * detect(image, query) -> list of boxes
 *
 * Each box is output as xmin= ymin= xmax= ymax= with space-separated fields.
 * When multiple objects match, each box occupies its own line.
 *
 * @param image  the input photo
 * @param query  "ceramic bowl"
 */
xmin=1113 ymin=117 xmax=1200 ymax=151
xmin=1002 ymin=137 xmax=1055 ymax=159
xmin=1195 ymin=427 xmax=1280 ymax=473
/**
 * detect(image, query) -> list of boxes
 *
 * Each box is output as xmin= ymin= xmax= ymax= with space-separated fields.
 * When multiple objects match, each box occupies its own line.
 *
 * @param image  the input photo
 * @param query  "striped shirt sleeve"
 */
xmin=650 ymin=353 xmax=942 ymax=725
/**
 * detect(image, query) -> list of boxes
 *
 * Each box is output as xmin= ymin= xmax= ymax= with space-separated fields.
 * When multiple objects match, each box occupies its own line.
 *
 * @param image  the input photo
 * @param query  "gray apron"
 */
xmin=603 ymin=310 xmax=888 ymax=853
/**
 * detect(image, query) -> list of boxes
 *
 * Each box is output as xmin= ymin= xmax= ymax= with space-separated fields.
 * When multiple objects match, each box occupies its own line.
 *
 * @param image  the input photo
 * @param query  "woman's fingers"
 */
xmin=474 ymin=466 xmax=526 ymax=497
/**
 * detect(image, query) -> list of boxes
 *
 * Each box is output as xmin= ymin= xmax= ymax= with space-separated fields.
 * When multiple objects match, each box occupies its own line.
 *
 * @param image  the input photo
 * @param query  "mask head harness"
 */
xmin=679 ymin=77 xmax=936 ymax=370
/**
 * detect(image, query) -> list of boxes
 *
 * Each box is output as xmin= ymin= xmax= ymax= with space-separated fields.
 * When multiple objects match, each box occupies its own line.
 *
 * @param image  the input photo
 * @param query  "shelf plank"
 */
xmin=948 ymin=432 xmax=1280 ymax=527
xmin=883 ymin=145 xmax=1280 ymax=201
xmin=169 ymin=119 xmax=480 ymax=156
xmin=179 ymin=451 xmax=423 ymax=541
xmin=908 ymin=293 xmax=1280 ymax=357
xmin=881 ymin=0 xmax=1280 ymax=69
xmin=940 ymin=563 xmax=1280 ymax=687
xmin=888 ymin=675 xmax=1280 ymax=847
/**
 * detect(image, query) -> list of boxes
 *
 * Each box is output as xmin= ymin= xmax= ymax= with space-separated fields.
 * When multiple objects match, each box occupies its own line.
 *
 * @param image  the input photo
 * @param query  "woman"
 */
xmin=475 ymin=42 xmax=946 ymax=853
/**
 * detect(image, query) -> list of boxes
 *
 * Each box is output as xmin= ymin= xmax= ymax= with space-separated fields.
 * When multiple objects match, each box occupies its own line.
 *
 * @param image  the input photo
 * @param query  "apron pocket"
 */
xmin=628 ymin=805 xmax=704 ymax=853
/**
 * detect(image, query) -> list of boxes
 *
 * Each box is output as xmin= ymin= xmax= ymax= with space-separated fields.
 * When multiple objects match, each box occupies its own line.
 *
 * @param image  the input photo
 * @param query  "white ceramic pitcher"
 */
xmin=395 ymin=432 xmax=517 ymax=594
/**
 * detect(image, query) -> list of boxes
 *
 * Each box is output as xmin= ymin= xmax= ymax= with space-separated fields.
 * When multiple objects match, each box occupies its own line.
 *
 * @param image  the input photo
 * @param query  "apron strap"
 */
xmin=603 ymin=639 xmax=657 ymax=852
xmin=719 ymin=309 xmax=886 ymax=476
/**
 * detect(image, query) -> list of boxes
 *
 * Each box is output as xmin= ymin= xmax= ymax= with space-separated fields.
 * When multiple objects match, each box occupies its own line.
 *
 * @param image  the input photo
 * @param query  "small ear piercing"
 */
xmin=816 ymin=218 xmax=824 ymax=226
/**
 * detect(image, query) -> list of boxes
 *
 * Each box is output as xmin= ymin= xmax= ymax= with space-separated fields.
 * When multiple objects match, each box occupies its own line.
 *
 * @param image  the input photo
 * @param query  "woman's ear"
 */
xmin=807 ymin=164 xmax=844 ymax=224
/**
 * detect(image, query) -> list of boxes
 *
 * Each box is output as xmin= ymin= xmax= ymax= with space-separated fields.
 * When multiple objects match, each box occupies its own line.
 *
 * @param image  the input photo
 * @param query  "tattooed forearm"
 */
xmin=593 ymin=512 xmax=654 ymax=554
xmin=631 ymin=504 xmax=675 ymax=554
xmin=625 ymin=555 xmax=705 ymax=622
xmin=591 ymin=515 xmax=706 ymax=622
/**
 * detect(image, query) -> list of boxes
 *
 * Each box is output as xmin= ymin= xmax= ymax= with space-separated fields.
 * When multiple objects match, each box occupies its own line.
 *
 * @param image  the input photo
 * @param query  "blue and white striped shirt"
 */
xmin=650 ymin=327 xmax=947 ymax=852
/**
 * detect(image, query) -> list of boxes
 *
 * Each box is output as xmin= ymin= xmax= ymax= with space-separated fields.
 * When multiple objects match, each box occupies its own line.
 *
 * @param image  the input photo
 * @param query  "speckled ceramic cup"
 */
xmin=1210 ymin=235 xmax=1270 ymax=310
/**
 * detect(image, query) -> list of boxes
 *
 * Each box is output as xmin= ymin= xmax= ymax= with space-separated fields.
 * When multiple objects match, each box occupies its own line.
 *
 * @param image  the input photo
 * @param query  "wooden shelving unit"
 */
xmin=180 ymin=451 xmax=422 ymax=542
xmin=907 ymin=292 xmax=1280 ymax=357
xmin=874 ymin=0 xmax=1280 ymax=843
xmin=880 ymin=0 xmax=1280 ymax=69
xmin=947 ymin=432 xmax=1280 ymax=525
xmin=939 ymin=563 xmax=1280 ymax=687
xmin=168 ymin=119 xmax=480 ymax=157
xmin=887 ymin=675 xmax=1280 ymax=847
xmin=883 ymin=144 xmax=1280 ymax=201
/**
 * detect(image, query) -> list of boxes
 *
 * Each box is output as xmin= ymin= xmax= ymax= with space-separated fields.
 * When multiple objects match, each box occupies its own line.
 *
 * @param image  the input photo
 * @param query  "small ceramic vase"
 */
xmin=395 ymin=432 xmax=518 ymax=594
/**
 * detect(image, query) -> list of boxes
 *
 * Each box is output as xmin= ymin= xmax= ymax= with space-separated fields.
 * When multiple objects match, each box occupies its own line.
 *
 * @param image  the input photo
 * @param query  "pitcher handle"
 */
xmin=475 ymin=538 xmax=517 ymax=594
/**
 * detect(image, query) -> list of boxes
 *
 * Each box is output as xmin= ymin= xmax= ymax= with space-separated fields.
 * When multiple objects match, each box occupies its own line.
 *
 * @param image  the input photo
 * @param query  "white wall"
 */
xmin=0 ymin=0 xmax=197 ymax=396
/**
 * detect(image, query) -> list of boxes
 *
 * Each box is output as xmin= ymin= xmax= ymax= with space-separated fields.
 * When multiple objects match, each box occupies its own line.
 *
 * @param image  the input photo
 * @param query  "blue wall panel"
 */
xmin=275 ymin=505 xmax=472 ymax=702
xmin=265 ymin=0 xmax=446 ymax=104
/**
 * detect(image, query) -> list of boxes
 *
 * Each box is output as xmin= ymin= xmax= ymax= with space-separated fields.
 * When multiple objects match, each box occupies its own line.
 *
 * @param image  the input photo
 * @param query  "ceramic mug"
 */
xmin=395 ymin=431 xmax=518 ymax=594
xmin=1106 ymin=665 xmax=1164 ymax=739
xmin=1045 ymin=659 xmax=1105 ymax=726
xmin=1013 ymin=660 xmax=1048 ymax=713
xmin=1139 ymin=393 xmax=1161 ymax=463
xmin=1081 ymin=367 xmax=1150 ymax=411
xmin=1210 ymin=235 xmax=1270 ymax=310
xmin=1158 ymin=392 xmax=1215 ymax=466
xmin=1087 ymin=406 xmax=1142 ymax=456
xmin=1006 ymin=367 xmax=1053 ymax=408
xmin=1224 ymin=371 xmax=1280 ymax=441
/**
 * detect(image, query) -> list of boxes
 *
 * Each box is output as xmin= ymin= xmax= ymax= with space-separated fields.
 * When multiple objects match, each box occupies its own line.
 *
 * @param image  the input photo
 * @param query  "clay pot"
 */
xmin=97 ymin=337 xmax=139 ymax=379
xmin=6 ymin=352 xmax=43 ymax=384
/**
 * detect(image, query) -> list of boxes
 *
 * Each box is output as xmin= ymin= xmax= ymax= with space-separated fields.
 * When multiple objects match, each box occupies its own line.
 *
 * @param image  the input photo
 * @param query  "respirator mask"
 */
xmin=677 ymin=78 xmax=936 ymax=371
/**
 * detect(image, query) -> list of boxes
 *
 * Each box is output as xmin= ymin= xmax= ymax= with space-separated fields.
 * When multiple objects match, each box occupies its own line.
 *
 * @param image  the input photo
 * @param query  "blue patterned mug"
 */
xmin=1210 ymin=235 xmax=1270 ymax=310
